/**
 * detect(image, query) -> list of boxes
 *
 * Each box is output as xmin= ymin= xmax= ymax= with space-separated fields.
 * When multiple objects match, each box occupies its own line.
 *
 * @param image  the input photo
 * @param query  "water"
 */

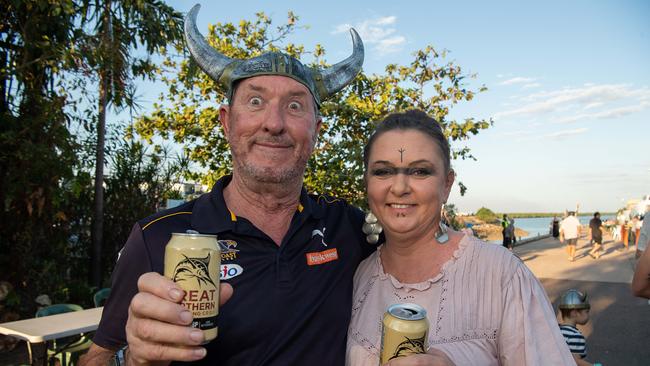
xmin=510 ymin=215 xmax=614 ymax=239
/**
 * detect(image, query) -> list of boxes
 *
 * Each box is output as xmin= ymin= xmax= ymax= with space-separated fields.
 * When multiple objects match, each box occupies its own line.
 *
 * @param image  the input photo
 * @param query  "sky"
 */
xmin=141 ymin=0 xmax=649 ymax=213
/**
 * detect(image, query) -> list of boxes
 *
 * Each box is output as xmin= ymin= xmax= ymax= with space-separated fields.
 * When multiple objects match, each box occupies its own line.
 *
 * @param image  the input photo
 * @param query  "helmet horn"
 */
xmin=184 ymin=4 xmax=234 ymax=82
xmin=317 ymin=28 xmax=364 ymax=99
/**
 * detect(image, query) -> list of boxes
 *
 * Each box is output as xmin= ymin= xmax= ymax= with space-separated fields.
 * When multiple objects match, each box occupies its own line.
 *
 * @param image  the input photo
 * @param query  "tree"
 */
xmin=475 ymin=207 xmax=498 ymax=223
xmin=0 ymin=0 xmax=187 ymax=315
xmin=134 ymin=12 xmax=491 ymax=207
xmin=79 ymin=0 xmax=184 ymax=287
xmin=102 ymin=141 xmax=184 ymax=277
xmin=0 ymin=0 xmax=88 ymax=314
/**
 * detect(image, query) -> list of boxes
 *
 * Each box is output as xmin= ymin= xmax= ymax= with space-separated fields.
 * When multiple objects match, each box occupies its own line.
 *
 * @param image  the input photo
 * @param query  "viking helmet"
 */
xmin=184 ymin=4 xmax=364 ymax=107
xmin=558 ymin=289 xmax=590 ymax=310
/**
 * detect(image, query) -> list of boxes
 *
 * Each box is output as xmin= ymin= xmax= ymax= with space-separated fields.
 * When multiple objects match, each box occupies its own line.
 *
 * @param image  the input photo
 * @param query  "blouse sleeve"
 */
xmin=497 ymin=261 xmax=576 ymax=366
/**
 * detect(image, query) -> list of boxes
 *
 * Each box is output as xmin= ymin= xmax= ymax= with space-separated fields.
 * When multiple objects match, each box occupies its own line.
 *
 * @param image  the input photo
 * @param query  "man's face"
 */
xmin=220 ymin=75 xmax=321 ymax=185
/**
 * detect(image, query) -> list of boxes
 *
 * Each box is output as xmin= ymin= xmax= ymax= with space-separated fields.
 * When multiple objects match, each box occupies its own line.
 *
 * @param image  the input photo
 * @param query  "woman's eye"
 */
xmin=410 ymin=168 xmax=432 ymax=177
xmin=370 ymin=168 xmax=395 ymax=177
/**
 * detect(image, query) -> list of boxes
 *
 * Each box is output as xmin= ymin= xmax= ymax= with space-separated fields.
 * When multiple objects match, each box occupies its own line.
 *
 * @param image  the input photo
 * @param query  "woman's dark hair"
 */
xmin=363 ymin=109 xmax=451 ymax=172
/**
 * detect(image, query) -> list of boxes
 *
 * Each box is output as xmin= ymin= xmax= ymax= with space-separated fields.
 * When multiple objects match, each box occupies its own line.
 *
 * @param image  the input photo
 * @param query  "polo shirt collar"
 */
xmin=191 ymin=175 xmax=323 ymax=234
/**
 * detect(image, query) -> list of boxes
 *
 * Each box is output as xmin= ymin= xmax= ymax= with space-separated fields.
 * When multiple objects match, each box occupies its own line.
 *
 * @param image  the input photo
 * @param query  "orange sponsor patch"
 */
xmin=306 ymin=248 xmax=339 ymax=266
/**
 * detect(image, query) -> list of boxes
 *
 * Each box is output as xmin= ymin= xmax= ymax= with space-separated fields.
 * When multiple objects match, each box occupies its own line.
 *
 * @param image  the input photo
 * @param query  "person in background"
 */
xmin=552 ymin=216 xmax=560 ymax=238
xmin=501 ymin=214 xmax=512 ymax=249
xmin=558 ymin=290 xmax=602 ymax=366
xmin=634 ymin=214 xmax=643 ymax=249
xmin=560 ymin=211 xmax=581 ymax=262
xmin=629 ymin=215 xmax=639 ymax=250
xmin=618 ymin=212 xmax=629 ymax=250
xmin=588 ymin=212 xmax=604 ymax=259
xmin=632 ymin=208 xmax=650 ymax=298
xmin=346 ymin=110 xmax=574 ymax=365
xmin=508 ymin=216 xmax=516 ymax=248
xmin=80 ymin=5 xmax=369 ymax=365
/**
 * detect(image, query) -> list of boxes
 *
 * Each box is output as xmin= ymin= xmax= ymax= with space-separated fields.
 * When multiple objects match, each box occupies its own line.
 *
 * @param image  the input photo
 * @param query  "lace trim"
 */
xmin=375 ymin=235 xmax=471 ymax=291
xmin=429 ymin=328 xmax=498 ymax=346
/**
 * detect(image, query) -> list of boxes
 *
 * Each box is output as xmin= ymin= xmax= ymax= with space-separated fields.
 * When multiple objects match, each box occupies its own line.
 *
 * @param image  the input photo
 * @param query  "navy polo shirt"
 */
xmin=94 ymin=176 xmax=374 ymax=365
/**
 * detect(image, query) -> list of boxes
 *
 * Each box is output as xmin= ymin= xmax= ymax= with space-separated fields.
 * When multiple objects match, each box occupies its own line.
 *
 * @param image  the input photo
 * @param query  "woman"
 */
xmin=346 ymin=110 xmax=574 ymax=365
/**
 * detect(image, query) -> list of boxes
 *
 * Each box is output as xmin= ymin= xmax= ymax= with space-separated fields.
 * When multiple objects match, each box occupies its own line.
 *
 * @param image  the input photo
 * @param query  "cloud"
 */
xmin=499 ymin=77 xmax=536 ymax=86
xmin=333 ymin=16 xmax=405 ymax=55
xmin=542 ymin=128 xmax=588 ymax=139
xmin=523 ymin=83 xmax=541 ymax=89
xmin=494 ymin=83 xmax=650 ymax=121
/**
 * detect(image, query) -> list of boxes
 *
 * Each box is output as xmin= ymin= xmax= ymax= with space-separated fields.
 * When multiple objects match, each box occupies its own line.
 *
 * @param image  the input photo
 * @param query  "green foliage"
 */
xmin=475 ymin=207 xmax=498 ymax=223
xmin=443 ymin=204 xmax=463 ymax=230
xmin=102 ymin=141 xmax=184 ymax=273
xmin=0 ymin=0 xmax=185 ymax=316
xmin=133 ymin=12 xmax=492 ymax=207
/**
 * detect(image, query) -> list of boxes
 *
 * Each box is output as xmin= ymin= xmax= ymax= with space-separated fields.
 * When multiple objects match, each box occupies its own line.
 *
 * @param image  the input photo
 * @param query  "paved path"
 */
xmin=514 ymin=235 xmax=649 ymax=366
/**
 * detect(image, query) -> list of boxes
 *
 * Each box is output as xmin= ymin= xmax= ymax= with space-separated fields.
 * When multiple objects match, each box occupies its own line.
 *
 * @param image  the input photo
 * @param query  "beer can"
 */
xmin=164 ymin=230 xmax=220 ymax=343
xmin=380 ymin=303 xmax=429 ymax=364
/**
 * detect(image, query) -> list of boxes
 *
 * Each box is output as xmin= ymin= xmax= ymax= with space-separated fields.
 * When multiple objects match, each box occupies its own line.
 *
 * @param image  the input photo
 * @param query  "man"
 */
xmin=501 ymin=214 xmax=511 ymax=249
xmin=588 ymin=212 xmax=604 ymax=259
xmin=508 ymin=216 xmax=516 ymax=249
xmin=560 ymin=211 xmax=581 ymax=262
xmin=81 ymin=4 xmax=368 ymax=365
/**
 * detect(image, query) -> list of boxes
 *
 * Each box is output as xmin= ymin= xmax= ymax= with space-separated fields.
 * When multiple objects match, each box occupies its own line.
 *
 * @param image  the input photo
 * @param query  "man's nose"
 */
xmin=262 ymin=104 xmax=286 ymax=134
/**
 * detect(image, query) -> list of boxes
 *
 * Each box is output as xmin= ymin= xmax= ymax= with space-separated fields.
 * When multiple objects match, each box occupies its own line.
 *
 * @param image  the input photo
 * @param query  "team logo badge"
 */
xmin=219 ymin=239 xmax=239 ymax=261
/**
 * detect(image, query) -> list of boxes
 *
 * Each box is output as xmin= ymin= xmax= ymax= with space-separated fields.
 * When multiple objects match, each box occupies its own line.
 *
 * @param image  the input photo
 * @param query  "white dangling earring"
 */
xmin=435 ymin=221 xmax=449 ymax=244
xmin=363 ymin=211 xmax=383 ymax=244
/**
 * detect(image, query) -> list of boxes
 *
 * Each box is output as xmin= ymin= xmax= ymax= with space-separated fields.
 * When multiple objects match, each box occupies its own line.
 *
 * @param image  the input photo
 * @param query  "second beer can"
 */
xmin=164 ymin=230 xmax=220 ymax=343
xmin=379 ymin=303 xmax=429 ymax=364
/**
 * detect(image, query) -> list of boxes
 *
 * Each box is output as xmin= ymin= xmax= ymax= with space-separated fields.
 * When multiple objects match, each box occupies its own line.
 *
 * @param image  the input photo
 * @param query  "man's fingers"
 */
xmin=130 ymin=292 xmax=192 ymax=326
xmin=220 ymin=282 xmax=233 ymax=306
xmin=128 ymin=316 xmax=204 ymax=345
xmin=137 ymin=272 xmax=185 ymax=303
xmin=128 ymin=341 xmax=207 ymax=363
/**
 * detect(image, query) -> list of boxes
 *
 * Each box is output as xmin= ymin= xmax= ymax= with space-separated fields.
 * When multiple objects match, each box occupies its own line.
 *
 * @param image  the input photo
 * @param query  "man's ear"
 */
xmin=313 ymin=115 xmax=323 ymax=142
xmin=219 ymin=104 xmax=231 ymax=135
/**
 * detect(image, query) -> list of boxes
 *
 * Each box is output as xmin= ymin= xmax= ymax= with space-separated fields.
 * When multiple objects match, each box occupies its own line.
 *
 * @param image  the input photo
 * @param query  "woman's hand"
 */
xmin=383 ymin=349 xmax=455 ymax=366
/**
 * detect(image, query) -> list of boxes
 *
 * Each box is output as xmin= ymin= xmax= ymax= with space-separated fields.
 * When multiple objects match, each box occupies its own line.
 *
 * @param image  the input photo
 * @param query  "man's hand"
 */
xmin=125 ymin=272 xmax=233 ymax=366
xmin=383 ymin=349 xmax=455 ymax=366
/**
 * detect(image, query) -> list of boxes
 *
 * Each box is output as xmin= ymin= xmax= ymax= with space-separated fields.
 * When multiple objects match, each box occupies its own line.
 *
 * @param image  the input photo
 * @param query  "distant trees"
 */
xmin=475 ymin=207 xmax=498 ymax=223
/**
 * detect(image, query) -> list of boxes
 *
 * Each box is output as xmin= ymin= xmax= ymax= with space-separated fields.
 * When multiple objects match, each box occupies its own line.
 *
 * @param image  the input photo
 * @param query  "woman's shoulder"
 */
xmin=458 ymin=235 xmax=528 ymax=281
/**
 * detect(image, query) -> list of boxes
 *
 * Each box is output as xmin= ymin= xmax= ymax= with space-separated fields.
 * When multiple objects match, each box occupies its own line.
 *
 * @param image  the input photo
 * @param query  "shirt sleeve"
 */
xmin=497 ymin=262 xmax=575 ymax=366
xmin=93 ymin=223 xmax=153 ymax=350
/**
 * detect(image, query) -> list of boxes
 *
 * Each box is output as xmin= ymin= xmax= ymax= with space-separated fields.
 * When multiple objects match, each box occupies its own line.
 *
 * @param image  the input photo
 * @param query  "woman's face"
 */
xmin=366 ymin=129 xmax=454 ymax=238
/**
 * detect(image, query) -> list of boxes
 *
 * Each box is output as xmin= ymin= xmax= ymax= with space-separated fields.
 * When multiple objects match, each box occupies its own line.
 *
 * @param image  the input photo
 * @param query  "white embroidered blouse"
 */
xmin=346 ymin=235 xmax=574 ymax=365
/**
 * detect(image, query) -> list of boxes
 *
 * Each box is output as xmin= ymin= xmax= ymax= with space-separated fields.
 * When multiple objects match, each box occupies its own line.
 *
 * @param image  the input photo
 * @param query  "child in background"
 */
xmin=558 ymin=289 xmax=602 ymax=366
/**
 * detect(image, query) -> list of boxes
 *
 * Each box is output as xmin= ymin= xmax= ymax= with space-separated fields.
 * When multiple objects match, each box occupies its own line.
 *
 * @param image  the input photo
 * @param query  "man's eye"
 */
xmin=249 ymin=97 xmax=263 ymax=106
xmin=370 ymin=168 xmax=395 ymax=177
xmin=288 ymin=101 xmax=302 ymax=111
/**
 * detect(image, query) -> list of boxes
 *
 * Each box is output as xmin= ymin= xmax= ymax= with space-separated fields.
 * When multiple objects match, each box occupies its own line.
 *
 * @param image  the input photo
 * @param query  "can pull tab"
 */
xmin=186 ymin=229 xmax=200 ymax=235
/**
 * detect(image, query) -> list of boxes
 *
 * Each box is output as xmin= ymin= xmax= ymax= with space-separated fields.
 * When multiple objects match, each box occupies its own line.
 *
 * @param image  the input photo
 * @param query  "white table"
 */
xmin=0 ymin=307 xmax=103 ymax=365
